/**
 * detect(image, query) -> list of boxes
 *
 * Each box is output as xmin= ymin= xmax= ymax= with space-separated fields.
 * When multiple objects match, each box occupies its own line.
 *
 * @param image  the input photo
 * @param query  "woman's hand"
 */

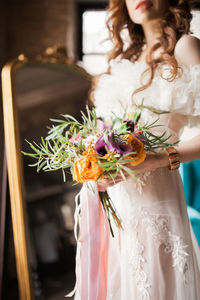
xmin=97 ymin=177 xmax=118 ymax=192
xmin=97 ymin=151 xmax=169 ymax=192
xmin=129 ymin=150 xmax=169 ymax=174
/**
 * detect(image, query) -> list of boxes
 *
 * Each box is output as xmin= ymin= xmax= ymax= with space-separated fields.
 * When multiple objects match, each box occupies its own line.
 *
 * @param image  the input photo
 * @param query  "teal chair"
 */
xmin=180 ymin=160 xmax=200 ymax=246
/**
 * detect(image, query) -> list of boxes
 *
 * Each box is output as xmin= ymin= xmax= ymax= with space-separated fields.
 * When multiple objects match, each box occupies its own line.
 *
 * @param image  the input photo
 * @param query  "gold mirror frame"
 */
xmin=1 ymin=46 xmax=91 ymax=300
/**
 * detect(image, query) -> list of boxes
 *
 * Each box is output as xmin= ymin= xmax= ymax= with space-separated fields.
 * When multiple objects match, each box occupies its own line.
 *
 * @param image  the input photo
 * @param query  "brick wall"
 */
xmin=7 ymin=0 xmax=77 ymax=59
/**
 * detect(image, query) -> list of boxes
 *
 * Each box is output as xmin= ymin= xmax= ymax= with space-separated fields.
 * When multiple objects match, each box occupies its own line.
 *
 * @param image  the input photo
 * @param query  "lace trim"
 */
xmin=128 ymin=208 xmax=189 ymax=296
xmin=129 ymin=231 xmax=151 ymax=300
xmin=141 ymin=211 xmax=189 ymax=282
xmin=128 ymin=217 xmax=151 ymax=300
xmin=133 ymin=171 xmax=152 ymax=194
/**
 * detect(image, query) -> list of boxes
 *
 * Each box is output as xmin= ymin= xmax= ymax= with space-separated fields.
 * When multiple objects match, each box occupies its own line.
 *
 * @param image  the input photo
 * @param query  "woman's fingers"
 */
xmin=103 ymin=174 xmax=128 ymax=185
xmin=97 ymin=171 xmax=131 ymax=192
xmin=97 ymin=154 xmax=158 ymax=192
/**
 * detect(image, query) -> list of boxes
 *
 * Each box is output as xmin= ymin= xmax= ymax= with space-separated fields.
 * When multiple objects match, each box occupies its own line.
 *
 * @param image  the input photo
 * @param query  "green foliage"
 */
xmin=22 ymin=105 xmax=179 ymax=182
xmin=22 ymin=105 xmax=180 ymax=235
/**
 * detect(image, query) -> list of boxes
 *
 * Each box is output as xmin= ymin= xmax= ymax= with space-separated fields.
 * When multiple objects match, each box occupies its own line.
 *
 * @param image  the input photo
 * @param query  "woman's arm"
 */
xmin=136 ymin=34 xmax=200 ymax=170
xmin=174 ymin=34 xmax=200 ymax=65
xmin=175 ymin=134 xmax=200 ymax=163
xmin=132 ymin=35 xmax=200 ymax=171
xmin=173 ymin=34 xmax=200 ymax=162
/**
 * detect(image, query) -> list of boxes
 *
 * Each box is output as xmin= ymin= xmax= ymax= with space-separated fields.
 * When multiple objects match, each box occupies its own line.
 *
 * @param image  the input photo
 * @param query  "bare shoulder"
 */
xmin=174 ymin=34 xmax=200 ymax=65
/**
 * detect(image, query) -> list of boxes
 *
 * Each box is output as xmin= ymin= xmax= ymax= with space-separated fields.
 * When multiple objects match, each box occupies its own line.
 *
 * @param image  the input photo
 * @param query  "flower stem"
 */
xmin=99 ymin=191 xmax=123 ymax=237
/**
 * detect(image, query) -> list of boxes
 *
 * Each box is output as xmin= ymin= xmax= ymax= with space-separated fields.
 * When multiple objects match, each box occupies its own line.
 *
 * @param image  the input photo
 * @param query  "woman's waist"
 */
xmin=107 ymin=167 xmax=182 ymax=205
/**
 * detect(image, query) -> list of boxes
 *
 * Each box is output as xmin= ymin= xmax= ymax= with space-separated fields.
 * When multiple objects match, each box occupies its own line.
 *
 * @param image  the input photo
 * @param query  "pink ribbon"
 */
xmin=67 ymin=182 xmax=109 ymax=299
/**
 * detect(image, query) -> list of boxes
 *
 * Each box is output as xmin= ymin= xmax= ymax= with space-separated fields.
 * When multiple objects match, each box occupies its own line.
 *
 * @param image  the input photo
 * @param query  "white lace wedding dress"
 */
xmin=89 ymin=58 xmax=200 ymax=300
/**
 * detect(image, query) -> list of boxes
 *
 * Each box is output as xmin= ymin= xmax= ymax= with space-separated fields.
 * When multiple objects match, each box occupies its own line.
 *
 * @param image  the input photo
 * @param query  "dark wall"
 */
xmin=6 ymin=0 xmax=77 ymax=59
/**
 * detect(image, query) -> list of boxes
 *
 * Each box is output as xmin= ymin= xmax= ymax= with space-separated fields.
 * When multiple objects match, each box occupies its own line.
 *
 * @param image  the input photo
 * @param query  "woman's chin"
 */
xmin=130 ymin=9 xmax=163 ymax=25
xmin=131 ymin=14 xmax=155 ymax=25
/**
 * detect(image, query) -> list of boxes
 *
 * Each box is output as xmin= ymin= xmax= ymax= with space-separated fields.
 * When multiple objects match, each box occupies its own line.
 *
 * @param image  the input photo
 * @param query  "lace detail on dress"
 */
xmin=128 ymin=218 xmax=151 ymax=300
xmin=128 ymin=208 xmax=189 ymax=287
xmin=129 ymin=233 xmax=151 ymax=300
xmin=132 ymin=171 xmax=152 ymax=194
xmin=167 ymin=232 xmax=189 ymax=277
xmin=141 ymin=211 xmax=189 ymax=282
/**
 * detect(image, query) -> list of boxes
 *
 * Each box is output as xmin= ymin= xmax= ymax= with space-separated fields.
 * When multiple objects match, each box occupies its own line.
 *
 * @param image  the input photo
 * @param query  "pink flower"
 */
xmin=69 ymin=136 xmax=84 ymax=144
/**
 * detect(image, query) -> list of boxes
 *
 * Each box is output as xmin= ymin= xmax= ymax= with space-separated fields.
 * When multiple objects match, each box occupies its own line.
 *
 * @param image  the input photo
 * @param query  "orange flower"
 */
xmin=73 ymin=153 xmax=103 ymax=183
xmin=121 ymin=134 xmax=146 ymax=166
xmin=82 ymin=145 xmax=96 ymax=157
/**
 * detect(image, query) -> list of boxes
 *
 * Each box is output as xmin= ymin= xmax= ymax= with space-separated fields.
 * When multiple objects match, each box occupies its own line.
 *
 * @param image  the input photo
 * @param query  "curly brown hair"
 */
xmin=90 ymin=0 xmax=193 ymax=102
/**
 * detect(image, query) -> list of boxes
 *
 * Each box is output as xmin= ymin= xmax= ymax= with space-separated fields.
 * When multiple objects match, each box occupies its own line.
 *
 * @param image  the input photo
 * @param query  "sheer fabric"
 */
xmin=75 ymin=59 xmax=200 ymax=300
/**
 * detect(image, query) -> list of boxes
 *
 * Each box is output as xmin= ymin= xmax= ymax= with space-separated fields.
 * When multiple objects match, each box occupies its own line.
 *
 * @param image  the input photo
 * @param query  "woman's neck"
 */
xmin=136 ymin=19 xmax=164 ymax=63
xmin=142 ymin=19 xmax=163 ymax=50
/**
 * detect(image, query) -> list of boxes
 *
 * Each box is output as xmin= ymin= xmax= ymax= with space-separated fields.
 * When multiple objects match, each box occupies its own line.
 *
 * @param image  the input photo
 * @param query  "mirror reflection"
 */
xmin=15 ymin=61 xmax=91 ymax=300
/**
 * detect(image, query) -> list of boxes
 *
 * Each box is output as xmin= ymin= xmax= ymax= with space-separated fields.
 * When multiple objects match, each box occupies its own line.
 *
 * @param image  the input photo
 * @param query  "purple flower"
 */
xmin=94 ymin=135 xmax=108 ymax=156
xmin=95 ymin=132 xmax=132 ymax=156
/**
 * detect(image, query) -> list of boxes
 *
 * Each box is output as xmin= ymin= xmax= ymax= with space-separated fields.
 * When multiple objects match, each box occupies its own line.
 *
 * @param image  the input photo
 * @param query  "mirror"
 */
xmin=1 ymin=45 xmax=91 ymax=300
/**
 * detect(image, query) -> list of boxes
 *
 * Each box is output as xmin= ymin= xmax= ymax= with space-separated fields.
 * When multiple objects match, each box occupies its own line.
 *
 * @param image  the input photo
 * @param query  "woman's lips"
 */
xmin=135 ymin=0 xmax=153 ymax=10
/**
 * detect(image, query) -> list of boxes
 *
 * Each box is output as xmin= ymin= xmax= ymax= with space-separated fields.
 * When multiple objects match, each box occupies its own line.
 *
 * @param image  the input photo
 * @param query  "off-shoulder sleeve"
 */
xmin=175 ymin=64 xmax=200 ymax=141
xmin=93 ymin=59 xmax=200 ymax=128
xmin=139 ymin=64 xmax=200 ymax=116
xmin=176 ymin=64 xmax=200 ymax=127
xmin=133 ymin=64 xmax=200 ymax=129
xmin=177 ymin=65 xmax=200 ymax=129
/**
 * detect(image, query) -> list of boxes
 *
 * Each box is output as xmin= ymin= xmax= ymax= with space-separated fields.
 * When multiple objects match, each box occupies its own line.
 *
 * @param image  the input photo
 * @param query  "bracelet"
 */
xmin=164 ymin=147 xmax=180 ymax=171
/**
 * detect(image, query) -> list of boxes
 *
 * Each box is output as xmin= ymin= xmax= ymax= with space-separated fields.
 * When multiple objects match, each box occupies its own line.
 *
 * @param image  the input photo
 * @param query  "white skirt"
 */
xmin=75 ymin=168 xmax=200 ymax=300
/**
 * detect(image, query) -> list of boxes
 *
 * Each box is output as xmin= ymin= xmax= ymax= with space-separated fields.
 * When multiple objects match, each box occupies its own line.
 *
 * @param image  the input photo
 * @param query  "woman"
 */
xmin=74 ymin=0 xmax=200 ymax=299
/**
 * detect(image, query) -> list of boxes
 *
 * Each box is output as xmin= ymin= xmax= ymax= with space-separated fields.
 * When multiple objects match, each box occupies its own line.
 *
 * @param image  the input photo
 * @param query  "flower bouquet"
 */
xmin=22 ymin=106 xmax=178 ymax=236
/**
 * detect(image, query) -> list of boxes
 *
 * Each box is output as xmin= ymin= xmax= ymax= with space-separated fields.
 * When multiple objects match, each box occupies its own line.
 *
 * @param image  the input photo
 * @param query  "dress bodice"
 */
xmin=93 ymin=59 xmax=200 ymax=142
